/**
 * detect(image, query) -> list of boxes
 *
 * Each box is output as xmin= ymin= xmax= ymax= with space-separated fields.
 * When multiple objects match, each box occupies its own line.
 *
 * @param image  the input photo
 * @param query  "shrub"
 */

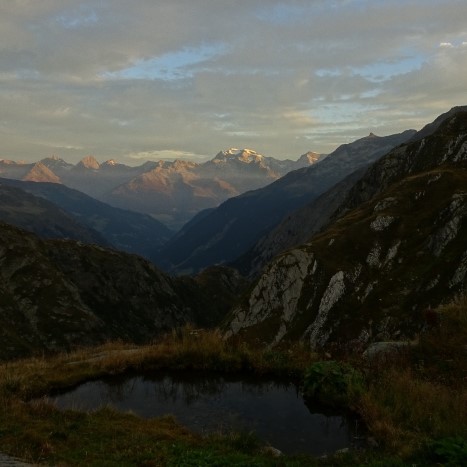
xmin=303 ymin=360 xmax=365 ymax=408
xmin=427 ymin=436 xmax=467 ymax=466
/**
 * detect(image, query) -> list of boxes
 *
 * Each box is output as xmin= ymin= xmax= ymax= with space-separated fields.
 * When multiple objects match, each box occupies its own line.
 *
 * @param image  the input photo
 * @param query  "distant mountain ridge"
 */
xmin=0 ymin=149 xmax=321 ymax=230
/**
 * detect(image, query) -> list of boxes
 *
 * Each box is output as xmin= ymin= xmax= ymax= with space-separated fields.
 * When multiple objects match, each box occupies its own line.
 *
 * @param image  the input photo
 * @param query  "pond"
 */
xmin=48 ymin=370 xmax=363 ymax=456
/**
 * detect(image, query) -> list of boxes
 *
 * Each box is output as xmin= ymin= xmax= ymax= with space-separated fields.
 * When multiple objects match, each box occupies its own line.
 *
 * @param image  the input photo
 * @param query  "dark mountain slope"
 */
xmin=232 ymin=168 xmax=367 ymax=278
xmin=156 ymin=130 xmax=415 ymax=275
xmin=0 ymin=178 xmax=172 ymax=261
xmin=0 ymin=183 xmax=108 ymax=246
xmin=226 ymin=110 xmax=467 ymax=349
xmin=177 ymin=266 xmax=249 ymax=328
xmin=232 ymin=107 xmax=467 ymax=279
xmin=0 ymin=222 xmax=191 ymax=359
xmin=0 ymin=222 xmax=249 ymax=360
xmin=334 ymin=108 xmax=467 ymax=218
xmin=0 ymin=223 xmax=241 ymax=359
xmin=408 ymin=105 xmax=467 ymax=142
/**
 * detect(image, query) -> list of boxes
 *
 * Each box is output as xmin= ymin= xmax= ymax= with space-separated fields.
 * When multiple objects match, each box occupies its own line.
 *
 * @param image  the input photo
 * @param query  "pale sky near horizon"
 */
xmin=1 ymin=0 xmax=466 ymax=165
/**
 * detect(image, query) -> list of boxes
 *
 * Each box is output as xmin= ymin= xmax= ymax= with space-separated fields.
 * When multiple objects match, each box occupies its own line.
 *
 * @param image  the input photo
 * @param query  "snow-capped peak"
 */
xmin=226 ymin=148 xmax=259 ymax=155
xmin=214 ymin=148 xmax=264 ymax=163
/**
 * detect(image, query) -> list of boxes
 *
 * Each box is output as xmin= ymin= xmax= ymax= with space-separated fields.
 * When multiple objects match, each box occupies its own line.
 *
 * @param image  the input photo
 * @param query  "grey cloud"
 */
xmin=1 ymin=0 xmax=467 ymax=163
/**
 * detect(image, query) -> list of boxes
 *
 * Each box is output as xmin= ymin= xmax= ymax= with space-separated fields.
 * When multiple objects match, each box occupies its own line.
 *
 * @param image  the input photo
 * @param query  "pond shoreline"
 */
xmin=45 ymin=369 xmax=364 ymax=457
xmin=1 ymin=325 xmax=465 ymax=465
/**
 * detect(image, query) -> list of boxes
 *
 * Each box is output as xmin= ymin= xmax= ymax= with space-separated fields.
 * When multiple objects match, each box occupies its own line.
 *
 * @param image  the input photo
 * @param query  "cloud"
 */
xmin=127 ymin=149 xmax=209 ymax=162
xmin=1 ymin=1 xmax=467 ymax=163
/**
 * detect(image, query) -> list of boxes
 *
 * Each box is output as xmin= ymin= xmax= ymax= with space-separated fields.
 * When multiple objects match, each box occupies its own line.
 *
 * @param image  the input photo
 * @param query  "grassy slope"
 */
xmin=233 ymin=164 xmax=467 ymax=346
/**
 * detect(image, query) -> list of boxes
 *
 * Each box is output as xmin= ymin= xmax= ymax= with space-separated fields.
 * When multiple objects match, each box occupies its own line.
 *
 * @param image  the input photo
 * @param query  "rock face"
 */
xmin=0 ymin=149 xmax=319 ymax=230
xmin=0 ymin=223 xmax=244 ymax=360
xmin=226 ymin=109 xmax=467 ymax=349
xmin=156 ymin=130 xmax=415 ymax=275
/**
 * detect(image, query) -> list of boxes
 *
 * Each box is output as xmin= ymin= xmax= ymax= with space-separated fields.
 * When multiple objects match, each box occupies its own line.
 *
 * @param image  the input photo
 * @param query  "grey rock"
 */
xmin=363 ymin=341 xmax=412 ymax=360
xmin=0 ymin=453 xmax=35 ymax=466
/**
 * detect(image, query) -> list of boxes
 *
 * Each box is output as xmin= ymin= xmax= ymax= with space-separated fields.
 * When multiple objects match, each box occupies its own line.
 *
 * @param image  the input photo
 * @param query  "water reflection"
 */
xmin=50 ymin=371 xmax=359 ymax=456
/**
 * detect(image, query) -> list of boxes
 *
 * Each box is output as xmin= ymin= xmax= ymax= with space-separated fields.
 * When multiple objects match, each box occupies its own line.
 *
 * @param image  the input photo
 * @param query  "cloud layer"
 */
xmin=1 ymin=0 xmax=466 ymax=163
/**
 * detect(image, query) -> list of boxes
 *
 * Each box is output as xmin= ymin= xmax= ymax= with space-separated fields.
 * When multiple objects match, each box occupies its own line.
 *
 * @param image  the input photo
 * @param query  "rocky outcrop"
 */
xmin=0 ymin=452 xmax=33 ymax=466
xmin=226 ymin=109 xmax=467 ymax=349
xmin=23 ymin=161 xmax=61 ymax=183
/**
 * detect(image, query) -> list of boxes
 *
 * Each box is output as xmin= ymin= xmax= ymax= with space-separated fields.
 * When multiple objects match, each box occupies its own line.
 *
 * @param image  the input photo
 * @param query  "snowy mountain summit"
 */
xmin=213 ymin=148 xmax=264 ymax=164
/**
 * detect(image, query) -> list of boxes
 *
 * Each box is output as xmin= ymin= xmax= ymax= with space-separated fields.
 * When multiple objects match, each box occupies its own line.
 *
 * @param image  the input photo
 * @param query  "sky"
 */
xmin=1 ymin=0 xmax=466 ymax=165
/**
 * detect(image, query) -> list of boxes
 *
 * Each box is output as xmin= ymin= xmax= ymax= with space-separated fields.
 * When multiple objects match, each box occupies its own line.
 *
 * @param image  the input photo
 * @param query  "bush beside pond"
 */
xmin=303 ymin=361 xmax=365 ymax=408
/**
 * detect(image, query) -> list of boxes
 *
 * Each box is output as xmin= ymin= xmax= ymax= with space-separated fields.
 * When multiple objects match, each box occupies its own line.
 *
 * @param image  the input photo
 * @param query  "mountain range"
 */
xmin=231 ymin=106 xmax=467 ymax=279
xmin=0 ymin=149 xmax=321 ymax=230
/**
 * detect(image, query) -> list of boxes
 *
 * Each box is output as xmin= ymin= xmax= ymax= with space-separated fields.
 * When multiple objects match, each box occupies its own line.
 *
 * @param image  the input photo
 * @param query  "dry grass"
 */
xmin=360 ymin=367 xmax=467 ymax=455
xmin=0 ymin=330 xmax=321 ymax=466
xmin=359 ymin=296 xmax=467 ymax=456
xmin=0 ymin=393 xmax=198 ymax=465
xmin=0 ymin=326 xmax=315 ymax=401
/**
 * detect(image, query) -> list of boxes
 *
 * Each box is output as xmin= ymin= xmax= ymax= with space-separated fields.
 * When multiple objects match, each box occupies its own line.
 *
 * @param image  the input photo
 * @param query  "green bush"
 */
xmin=303 ymin=360 xmax=365 ymax=408
xmin=427 ymin=436 xmax=467 ymax=466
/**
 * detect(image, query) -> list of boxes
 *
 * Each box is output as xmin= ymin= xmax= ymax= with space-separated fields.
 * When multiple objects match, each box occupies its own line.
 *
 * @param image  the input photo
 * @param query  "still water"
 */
xmin=50 ymin=371 xmax=361 ymax=456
